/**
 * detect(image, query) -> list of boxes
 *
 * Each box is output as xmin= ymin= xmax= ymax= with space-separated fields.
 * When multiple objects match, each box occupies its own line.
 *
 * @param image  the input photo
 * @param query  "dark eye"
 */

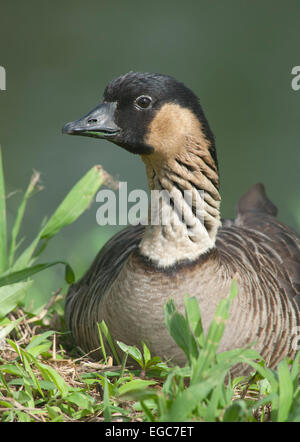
xmin=135 ymin=95 xmax=152 ymax=109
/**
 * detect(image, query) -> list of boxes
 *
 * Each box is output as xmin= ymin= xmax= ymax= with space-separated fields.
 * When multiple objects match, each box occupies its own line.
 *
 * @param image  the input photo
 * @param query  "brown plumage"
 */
xmin=63 ymin=72 xmax=300 ymax=371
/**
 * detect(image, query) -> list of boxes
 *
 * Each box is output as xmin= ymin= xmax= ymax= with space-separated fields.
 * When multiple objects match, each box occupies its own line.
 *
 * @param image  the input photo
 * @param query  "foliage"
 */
xmin=0 ymin=146 xmax=105 ymax=316
xmin=115 ymin=282 xmax=300 ymax=422
xmin=0 ymin=281 xmax=299 ymax=422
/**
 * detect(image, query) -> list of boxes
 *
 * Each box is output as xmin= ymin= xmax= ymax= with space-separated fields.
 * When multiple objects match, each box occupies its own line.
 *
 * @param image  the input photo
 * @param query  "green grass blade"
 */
xmin=206 ymin=383 xmax=228 ymax=421
xmin=25 ymin=331 xmax=55 ymax=351
xmin=11 ymin=231 xmax=44 ymax=271
xmin=0 ymin=147 xmax=7 ymax=273
xmin=291 ymin=351 xmax=300 ymax=387
xmin=36 ymin=361 xmax=70 ymax=398
xmin=142 ymin=341 xmax=151 ymax=368
xmin=22 ymin=352 xmax=45 ymax=400
xmin=0 ymin=281 xmax=33 ymax=318
xmin=97 ymin=322 xmax=108 ymax=365
xmin=118 ymin=379 xmax=157 ymax=396
xmin=0 ymin=371 xmax=11 ymax=394
xmin=12 ymin=167 xmax=105 ymax=271
xmin=164 ymin=299 xmax=198 ymax=364
xmin=103 ymin=376 xmax=112 ymax=422
xmin=99 ymin=320 xmax=121 ymax=365
xmin=223 ymin=400 xmax=249 ymax=422
xmin=184 ymin=295 xmax=205 ymax=349
xmin=0 ymin=261 xmax=75 ymax=287
xmin=161 ymin=377 xmax=217 ymax=421
xmin=119 ymin=352 xmax=128 ymax=380
xmin=8 ymin=171 xmax=41 ymax=267
xmin=140 ymin=400 xmax=156 ymax=422
xmin=0 ymin=317 xmax=24 ymax=341
xmin=239 ymin=359 xmax=279 ymax=393
xmin=117 ymin=340 xmax=143 ymax=368
xmin=41 ymin=165 xmax=105 ymax=240
xmin=277 ymin=359 xmax=294 ymax=421
xmin=7 ymin=340 xmax=45 ymax=399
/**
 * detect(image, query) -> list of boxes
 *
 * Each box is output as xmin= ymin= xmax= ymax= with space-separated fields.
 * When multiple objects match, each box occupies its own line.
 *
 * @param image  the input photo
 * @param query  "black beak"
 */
xmin=62 ymin=101 xmax=120 ymax=139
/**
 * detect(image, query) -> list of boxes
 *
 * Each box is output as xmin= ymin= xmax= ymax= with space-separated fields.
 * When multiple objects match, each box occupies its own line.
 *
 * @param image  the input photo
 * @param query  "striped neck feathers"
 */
xmin=139 ymin=103 xmax=221 ymax=267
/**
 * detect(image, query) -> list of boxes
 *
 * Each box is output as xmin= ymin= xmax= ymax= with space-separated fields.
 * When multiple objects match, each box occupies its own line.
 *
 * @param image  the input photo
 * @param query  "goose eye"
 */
xmin=135 ymin=95 xmax=152 ymax=109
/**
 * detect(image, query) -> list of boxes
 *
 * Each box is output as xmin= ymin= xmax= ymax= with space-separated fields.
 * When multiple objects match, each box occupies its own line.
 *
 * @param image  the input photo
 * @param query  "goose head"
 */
xmin=63 ymin=72 xmax=222 ymax=266
xmin=62 ymin=71 xmax=218 ymax=170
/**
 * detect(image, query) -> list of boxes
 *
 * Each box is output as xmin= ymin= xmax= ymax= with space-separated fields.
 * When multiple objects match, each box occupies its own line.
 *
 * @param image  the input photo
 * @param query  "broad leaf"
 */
xmin=0 ymin=281 xmax=33 ymax=317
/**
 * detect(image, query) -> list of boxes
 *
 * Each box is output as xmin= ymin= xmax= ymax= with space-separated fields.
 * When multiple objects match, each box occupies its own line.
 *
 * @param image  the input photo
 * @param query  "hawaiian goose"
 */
xmin=63 ymin=72 xmax=300 ymax=369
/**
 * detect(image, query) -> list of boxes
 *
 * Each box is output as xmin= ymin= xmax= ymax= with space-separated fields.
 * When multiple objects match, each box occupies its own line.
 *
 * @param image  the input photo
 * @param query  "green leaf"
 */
xmin=164 ymin=299 xmax=198 ymax=364
xmin=46 ymin=405 xmax=64 ymax=422
xmin=240 ymin=359 xmax=278 ymax=394
xmin=98 ymin=320 xmax=120 ymax=365
xmin=103 ymin=376 xmax=112 ymax=422
xmin=25 ymin=330 xmax=55 ymax=356
xmin=118 ymin=379 xmax=157 ymax=396
xmin=66 ymin=392 xmax=94 ymax=410
xmin=142 ymin=342 xmax=151 ymax=367
xmin=216 ymin=348 xmax=261 ymax=365
xmin=0 ymin=281 xmax=33 ymax=317
xmin=9 ymin=344 xmax=45 ymax=399
xmin=120 ymin=388 xmax=158 ymax=403
xmin=161 ymin=376 xmax=219 ymax=421
xmin=140 ymin=400 xmax=157 ymax=422
xmin=0 ymin=363 xmax=25 ymax=377
xmin=0 ymin=370 xmax=12 ymax=394
xmin=0 ymin=147 xmax=7 ymax=273
xmin=0 ymin=261 xmax=75 ymax=287
xmin=277 ymin=359 xmax=294 ymax=421
xmin=0 ymin=317 xmax=23 ymax=341
xmin=205 ymin=382 xmax=229 ymax=421
xmin=11 ymin=232 xmax=43 ymax=271
xmin=117 ymin=341 xmax=143 ymax=367
xmin=97 ymin=322 xmax=108 ymax=364
xmin=26 ymin=331 xmax=54 ymax=351
xmin=8 ymin=377 xmax=55 ymax=391
xmin=0 ymin=399 xmax=14 ymax=409
xmin=15 ymin=411 xmax=31 ymax=422
xmin=184 ymin=295 xmax=205 ymax=349
xmin=11 ymin=166 xmax=105 ymax=271
xmin=8 ymin=171 xmax=42 ymax=267
xmin=36 ymin=362 xmax=70 ymax=398
xmin=291 ymin=351 xmax=300 ymax=387
xmin=41 ymin=165 xmax=105 ymax=239
xmin=65 ymin=263 xmax=75 ymax=284
xmin=223 ymin=400 xmax=248 ymax=422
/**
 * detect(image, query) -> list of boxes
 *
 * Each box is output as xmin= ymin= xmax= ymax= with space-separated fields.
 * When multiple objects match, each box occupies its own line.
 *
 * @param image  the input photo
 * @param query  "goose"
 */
xmin=62 ymin=71 xmax=300 ymax=371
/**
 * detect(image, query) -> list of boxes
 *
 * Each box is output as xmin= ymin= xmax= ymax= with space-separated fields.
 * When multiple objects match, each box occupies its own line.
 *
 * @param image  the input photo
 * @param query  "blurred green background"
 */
xmin=0 ymin=0 xmax=299 ymax=309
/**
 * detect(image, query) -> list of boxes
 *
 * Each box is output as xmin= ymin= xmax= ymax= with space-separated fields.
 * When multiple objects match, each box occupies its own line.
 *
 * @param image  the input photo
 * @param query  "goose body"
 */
xmin=63 ymin=72 xmax=300 ymax=370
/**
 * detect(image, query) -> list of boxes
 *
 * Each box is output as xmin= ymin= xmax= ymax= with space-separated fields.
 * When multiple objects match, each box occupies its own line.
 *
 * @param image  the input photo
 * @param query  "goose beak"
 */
xmin=62 ymin=101 xmax=120 ymax=140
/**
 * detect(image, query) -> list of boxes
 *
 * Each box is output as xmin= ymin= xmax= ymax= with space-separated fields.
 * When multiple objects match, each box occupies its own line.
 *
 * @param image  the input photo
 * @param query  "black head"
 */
xmin=62 ymin=71 xmax=217 ymax=166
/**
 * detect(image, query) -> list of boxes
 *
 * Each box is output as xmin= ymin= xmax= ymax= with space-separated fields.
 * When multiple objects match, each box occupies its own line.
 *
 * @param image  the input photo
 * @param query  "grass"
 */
xmin=0 ymin=147 xmax=299 ymax=422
